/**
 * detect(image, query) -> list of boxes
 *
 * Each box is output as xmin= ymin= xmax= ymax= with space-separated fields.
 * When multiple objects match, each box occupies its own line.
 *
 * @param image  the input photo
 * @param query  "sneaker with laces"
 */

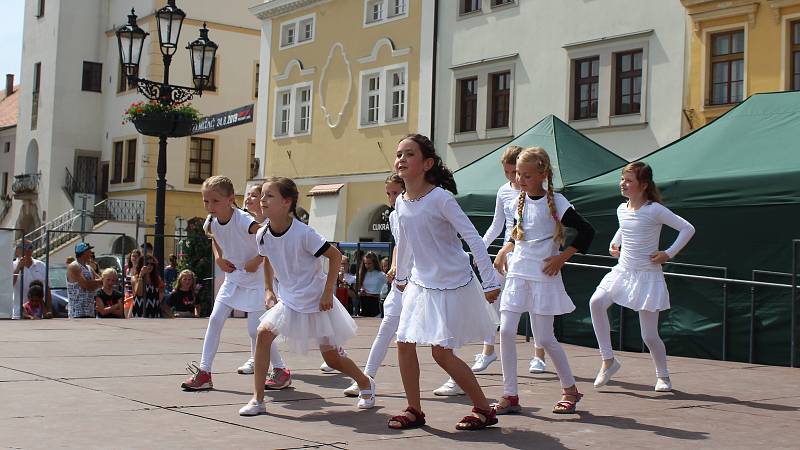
xmin=181 ymin=362 xmax=213 ymax=390
xmin=529 ymin=357 xmax=546 ymax=374
xmin=470 ymin=352 xmax=498 ymax=373
xmin=239 ymin=399 xmax=266 ymax=416
xmin=265 ymin=368 xmax=292 ymax=390
xmin=237 ymin=358 xmax=255 ymax=375
xmin=433 ymin=378 xmax=465 ymax=396
xmin=343 ymin=380 xmax=360 ymax=397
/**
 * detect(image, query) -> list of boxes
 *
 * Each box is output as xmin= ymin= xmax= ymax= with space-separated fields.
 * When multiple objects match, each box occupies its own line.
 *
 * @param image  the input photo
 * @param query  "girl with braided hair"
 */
xmin=492 ymin=147 xmax=595 ymax=415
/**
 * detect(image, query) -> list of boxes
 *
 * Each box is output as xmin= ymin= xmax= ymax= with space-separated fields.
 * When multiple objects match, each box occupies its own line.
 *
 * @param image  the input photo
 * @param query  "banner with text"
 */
xmin=192 ymin=104 xmax=254 ymax=135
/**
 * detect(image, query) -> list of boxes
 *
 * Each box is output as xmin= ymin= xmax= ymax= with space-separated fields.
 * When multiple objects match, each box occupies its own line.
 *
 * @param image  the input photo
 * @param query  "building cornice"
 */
xmin=563 ymin=29 xmax=654 ymax=50
xmin=687 ymin=2 xmax=760 ymax=32
xmin=768 ymin=0 xmax=800 ymax=23
xmin=249 ymin=0 xmax=328 ymax=20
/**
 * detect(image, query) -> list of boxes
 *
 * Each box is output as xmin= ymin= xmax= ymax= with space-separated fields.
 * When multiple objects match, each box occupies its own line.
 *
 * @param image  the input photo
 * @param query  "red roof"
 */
xmin=0 ymin=86 xmax=20 ymax=130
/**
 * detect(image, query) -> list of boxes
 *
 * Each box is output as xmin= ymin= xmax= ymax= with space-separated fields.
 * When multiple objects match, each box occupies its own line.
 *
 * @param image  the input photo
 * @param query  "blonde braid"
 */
xmin=510 ymin=191 xmax=526 ymax=241
xmin=545 ymin=169 xmax=565 ymax=244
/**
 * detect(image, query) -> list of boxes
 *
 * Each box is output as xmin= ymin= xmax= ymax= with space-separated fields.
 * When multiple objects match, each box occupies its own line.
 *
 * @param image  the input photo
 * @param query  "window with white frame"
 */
xmin=491 ymin=0 xmax=515 ymax=7
xmin=359 ymin=64 xmax=408 ymax=127
xmin=451 ymin=60 xmax=514 ymax=141
xmin=274 ymin=82 xmax=313 ymax=138
xmin=279 ymin=13 xmax=315 ymax=49
xmin=460 ymin=0 xmax=481 ymax=15
xmin=364 ymin=0 xmax=408 ymax=26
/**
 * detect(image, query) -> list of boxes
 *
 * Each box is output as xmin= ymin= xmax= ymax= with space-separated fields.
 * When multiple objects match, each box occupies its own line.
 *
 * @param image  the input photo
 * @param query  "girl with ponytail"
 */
xmin=493 ymin=147 xmax=595 ymax=415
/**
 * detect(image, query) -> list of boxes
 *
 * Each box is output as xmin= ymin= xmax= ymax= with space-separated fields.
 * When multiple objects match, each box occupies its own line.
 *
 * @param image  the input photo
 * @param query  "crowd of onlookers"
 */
xmin=12 ymin=239 xmax=393 ymax=320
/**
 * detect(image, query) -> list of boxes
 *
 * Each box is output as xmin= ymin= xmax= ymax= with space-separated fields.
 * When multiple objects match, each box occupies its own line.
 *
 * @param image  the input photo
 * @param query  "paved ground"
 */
xmin=1 ymin=317 xmax=798 ymax=449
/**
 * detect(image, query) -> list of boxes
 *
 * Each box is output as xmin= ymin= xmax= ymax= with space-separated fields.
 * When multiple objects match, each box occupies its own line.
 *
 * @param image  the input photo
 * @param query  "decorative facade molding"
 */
xmin=249 ymin=0 xmax=328 ymax=20
xmin=768 ymin=0 xmax=800 ymax=23
xmin=688 ymin=2 xmax=760 ymax=32
xmin=318 ymin=43 xmax=353 ymax=129
xmin=274 ymin=59 xmax=316 ymax=81
xmin=357 ymin=38 xmax=411 ymax=64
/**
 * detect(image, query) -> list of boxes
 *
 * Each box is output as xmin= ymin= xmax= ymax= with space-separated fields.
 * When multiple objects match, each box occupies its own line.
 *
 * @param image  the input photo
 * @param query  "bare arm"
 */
xmin=319 ymin=245 xmax=342 ymax=311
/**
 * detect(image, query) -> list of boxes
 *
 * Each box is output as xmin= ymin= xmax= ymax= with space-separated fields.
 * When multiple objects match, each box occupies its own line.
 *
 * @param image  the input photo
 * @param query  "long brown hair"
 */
xmin=264 ymin=176 xmax=299 ymax=217
xmin=359 ymin=251 xmax=381 ymax=288
xmin=501 ymin=145 xmax=524 ymax=165
xmin=623 ymin=162 xmax=662 ymax=203
xmin=510 ymin=147 xmax=565 ymax=245
xmin=385 ymin=172 xmax=405 ymax=190
xmin=400 ymin=134 xmax=457 ymax=195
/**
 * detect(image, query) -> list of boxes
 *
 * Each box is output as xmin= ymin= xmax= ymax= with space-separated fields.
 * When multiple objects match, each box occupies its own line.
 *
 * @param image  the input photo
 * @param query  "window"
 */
xmin=82 ymin=62 xmax=102 ymax=92
xmin=489 ymin=71 xmax=510 ymax=128
xmin=615 ymin=50 xmax=642 ymax=115
xmin=2 ymin=172 xmax=8 ymax=197
xmin=364 ymin=0 xmax=407 ymax=25
xmin=111 ymin=141 xmax=123 ymax=184
xmin=390 ymin=0 xmax=407 ymax=17
xmin=189 ymin=138 xmax=214 ymax=184
xmin=458 ymin=77 xmax=478 ymax=132
xmin=367 ymin=0 xmax=384 ymax=23
xmin=276 ymin=90 xmax=291 ymax=136
xmin=709 ymin=30 xmax=744 ymax=105
xmin=3 ymin=142 xmax=9 ymax=153
xmin=491 ymin=0 xmax=514 ymax=6
xmin=206 ymin=56 xmax=218 ymax=92
xmin=248 ymin=142 xmax=259 ymax=179
xmin=280 ymin=14 xmax=315 ymax=49
xmin=254 ymin=63 xmax=260 ymax=98
xmin=573 ymin=57 xmax=599 ymax=120
xmin=389 ymin=69 xmax=406 ymax=121
xmin=36 ymin=0 xmax=44 ymax=18
xmin=117 ymin=62 xmax=138 ymax=93
xmin=31 ymin=62 xmax=41 ymax=130
xmin=461 ymin=0 xmax=481 ymax=14
xmin=124 ymin=139 xmax=136 ymax=182
xmin=296 ymin=87 xmax=311 ymax=133
xmin=273 ymin=82 xmax=312 ymax=138
xmin=365 ymin=74 xmax=381 ymax=124
xmin=792 ymin=21 xmax=800 ymax=91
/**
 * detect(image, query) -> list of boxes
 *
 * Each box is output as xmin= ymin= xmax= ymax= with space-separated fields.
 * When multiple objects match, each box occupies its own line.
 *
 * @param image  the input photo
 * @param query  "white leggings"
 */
xmin=500 ymin=310 xmax=575 ymax=396
xmin=199 ymin=301 xmax=284 ymax=372
xmin=364 ymin=314 xmax=401 ymax=377
xmin=589 ymin=289 xmax=669 ymax=378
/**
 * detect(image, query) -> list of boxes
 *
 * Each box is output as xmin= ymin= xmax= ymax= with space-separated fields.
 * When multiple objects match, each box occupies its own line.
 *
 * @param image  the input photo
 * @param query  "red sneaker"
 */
xmin=181 ymin=362 xmax=213 ymax=390
xmin=265 ymin=368 xmax=292 ymax=390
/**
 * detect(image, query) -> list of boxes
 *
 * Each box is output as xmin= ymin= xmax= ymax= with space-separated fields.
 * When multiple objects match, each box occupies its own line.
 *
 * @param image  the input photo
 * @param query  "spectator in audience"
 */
xmin=358 ymin=251 xmax=387 ymax=317
xmin=13 ymin=240 xmax=51 ymax=318
xmin=65 ymin=256 xmax=75 ymax=265
xmin=164 ymin=254 xmax=178 ymax=295
xmin=338 ymin=254 xmax=357 ymax=315
xmin=95 ymin=268 xmax=124 ymax=318
xmin=134 ymin=254 xmax=165 ymax=318
xmin=67 ymin=242 xmax=103 ymax=318
xmin=23 ymin=283 xmax=48 ymax=320
xmin=166 ymin=269 xmax=200 ymax=318
xmin=379 ymin=257 xmax=391 ymax=317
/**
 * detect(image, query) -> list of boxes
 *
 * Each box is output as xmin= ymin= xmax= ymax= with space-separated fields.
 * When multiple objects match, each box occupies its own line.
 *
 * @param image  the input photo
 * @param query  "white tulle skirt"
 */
xmin=396 ymin=276 xmax=499 ymax=349
xmin=500 ymin=276 xmax=575 ymax=316
xmin=259 ymin=298 xmax=357 ymax=354
xmin=597 ymin=265 xmax=670 ymax=312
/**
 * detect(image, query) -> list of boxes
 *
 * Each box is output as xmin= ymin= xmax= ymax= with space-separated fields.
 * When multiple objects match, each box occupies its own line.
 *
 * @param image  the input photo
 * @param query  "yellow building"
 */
xmin=681 ymin=0 xmax=800 ymax=130
xmin=250 ymin=0 xmax=435 ymax=242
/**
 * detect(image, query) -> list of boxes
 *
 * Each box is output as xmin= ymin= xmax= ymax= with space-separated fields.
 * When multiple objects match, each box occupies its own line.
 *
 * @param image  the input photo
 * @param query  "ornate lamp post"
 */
xmin=116 ymin=1 xmax=218 ymax=270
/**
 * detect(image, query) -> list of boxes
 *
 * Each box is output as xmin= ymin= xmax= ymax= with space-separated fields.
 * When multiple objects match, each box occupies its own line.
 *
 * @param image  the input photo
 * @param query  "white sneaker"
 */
xmin=343 ymin=380 xmax=360 ymax=397
xmin=237 ymin=358 xmax=255 ymax=375
xmin=655 ymin=377 xmax=672 ymax=392
xmin=320 ymin=361 xmax=335 ymax=373
xmin=593 ymin=359 xmax=621 ymax=388
xmin=470 ymin=353 xmax=497 ymax=373
xmin=529 ymin=357 xmax=546 ymax=374
xmin=357 ymin=376 xmax=376 ymax=409
xmin=238 ymin=399 xmax=266 ymax=416
xmin=433 ymin=378 xmax=465 ymax=396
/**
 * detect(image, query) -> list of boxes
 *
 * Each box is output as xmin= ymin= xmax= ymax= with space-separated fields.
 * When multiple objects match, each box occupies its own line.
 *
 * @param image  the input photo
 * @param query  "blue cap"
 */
xmin=75 ymin=242 xmax=94 ymax=256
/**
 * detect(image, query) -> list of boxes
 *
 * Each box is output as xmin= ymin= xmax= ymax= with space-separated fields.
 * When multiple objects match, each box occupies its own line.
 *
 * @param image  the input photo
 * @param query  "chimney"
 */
xmin=5 ymin=74 xmax=13 ymax=98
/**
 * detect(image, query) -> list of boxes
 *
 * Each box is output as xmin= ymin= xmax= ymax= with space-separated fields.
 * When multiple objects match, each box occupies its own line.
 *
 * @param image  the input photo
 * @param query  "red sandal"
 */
xmin=455 ymin=406 xmax=498 ymax=431
xmin=553 ymin=391 xmax=583 ymax=414
xmin=388 ymin=406 xmax=426 ymax=429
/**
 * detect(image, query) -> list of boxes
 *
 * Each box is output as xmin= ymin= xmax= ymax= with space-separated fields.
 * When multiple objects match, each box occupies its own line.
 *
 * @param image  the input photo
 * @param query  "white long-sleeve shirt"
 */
xmin=611 ymin=202 xmax=695 ymax=271
xmin=482 ymin=182 xmax=520 ymax=247
xmin=395 ymin=187 xmax=500 ymax=292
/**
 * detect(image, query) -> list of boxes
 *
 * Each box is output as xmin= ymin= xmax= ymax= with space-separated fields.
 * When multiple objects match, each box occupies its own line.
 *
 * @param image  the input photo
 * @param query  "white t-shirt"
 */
xmin=361 ymin=270 xmax=387 ymax=295
xmin=506 ymin=193 xmax=572 ymax=281
xmin=256 ymin=218 xmax=331 ymax=313
xmin=395 ymin=187 xmax=499 ymax=291
xmin=482 ymin=182 xmax=520 ymax=247
xmin=611 ymin=202 xmax=695 ymax=272
xmin=208 ymin=209 xmax=264 ymax=289
xmin=12 ymin=258 xmax=47 ymax=304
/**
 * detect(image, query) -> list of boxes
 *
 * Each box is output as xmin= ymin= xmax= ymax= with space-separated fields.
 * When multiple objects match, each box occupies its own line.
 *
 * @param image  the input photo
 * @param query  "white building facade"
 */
xmin=434 ymin=0 xmax=688 ymax=167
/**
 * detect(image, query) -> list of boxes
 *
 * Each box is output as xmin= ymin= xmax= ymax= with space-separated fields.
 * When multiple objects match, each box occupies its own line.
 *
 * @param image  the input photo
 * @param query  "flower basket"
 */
xmin=132 ymin=112 xmax=197 ymax=138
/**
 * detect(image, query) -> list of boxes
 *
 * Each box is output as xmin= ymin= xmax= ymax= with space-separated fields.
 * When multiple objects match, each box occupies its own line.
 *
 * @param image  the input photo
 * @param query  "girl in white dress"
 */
xmin=590 ymin=162 xmax=695 ymax=392
xmin=492 ymin=148 xmax=595 ymax=415
xmin=181 ymin=176 xmax=272 ymax=391
xmin=239 ymin=177 xmax=375 ymax=416
xmin=389 ymin=134 xmax=501 ymax=431
xmin=474 ymin=145 xmax=546 ymax=375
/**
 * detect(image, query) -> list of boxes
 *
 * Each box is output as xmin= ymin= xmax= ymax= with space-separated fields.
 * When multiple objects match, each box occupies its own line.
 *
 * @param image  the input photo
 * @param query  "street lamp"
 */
xmin=115 ymin=3 xmax=218 ymax=272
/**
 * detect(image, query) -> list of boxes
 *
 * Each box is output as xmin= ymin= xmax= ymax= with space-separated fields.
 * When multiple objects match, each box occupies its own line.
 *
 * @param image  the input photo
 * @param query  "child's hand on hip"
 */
xmin=650 ymin=251 xmax=670 ymax=265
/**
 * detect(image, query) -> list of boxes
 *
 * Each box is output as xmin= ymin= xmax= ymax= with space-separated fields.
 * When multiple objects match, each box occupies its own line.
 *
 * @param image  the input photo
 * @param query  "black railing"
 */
xmin=94 ymin=199 xmax=145 ymax=223
xmin=11 ymin=172 xmax=40 ymax=196
xmin=63 ymin=167 xmax=75 ymax=201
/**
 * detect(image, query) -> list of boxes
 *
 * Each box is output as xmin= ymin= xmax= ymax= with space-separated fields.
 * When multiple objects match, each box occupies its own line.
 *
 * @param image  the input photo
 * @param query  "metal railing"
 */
xmin=63 ymin=167 xmax=75 ymax=201
xmin=94 ymin=199 xmax=145 ymax=223
xmin=11 ymin=172 xmax=41 ymax=196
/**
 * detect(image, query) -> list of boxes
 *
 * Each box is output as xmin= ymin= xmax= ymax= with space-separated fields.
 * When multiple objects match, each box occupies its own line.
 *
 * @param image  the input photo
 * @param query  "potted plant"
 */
xmin=123 ymin=100 xmax=201 ymax=138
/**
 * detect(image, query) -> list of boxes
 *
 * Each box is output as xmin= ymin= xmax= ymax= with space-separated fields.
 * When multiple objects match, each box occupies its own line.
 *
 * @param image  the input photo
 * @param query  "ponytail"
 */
xmin=401 ymin=134 xmax=457 ymax=195
xmin=545 ymin=169 xmax=565 ymax=245
xmin=510 ymin=191 xmax=526 ymax=241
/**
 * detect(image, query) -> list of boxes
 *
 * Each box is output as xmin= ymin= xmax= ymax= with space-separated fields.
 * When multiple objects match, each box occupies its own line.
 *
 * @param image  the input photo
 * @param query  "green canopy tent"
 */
xmin=562 ymin=91 xmax=800 ymax=366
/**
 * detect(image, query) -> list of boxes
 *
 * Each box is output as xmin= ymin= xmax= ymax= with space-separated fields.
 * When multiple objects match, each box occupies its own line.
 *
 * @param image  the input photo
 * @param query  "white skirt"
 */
xmin=216 ymin=280 xmax=265 ymax=313
xmin=382 ymin=284 xmax=403 ymax=317
xmin=500 ymin=276 xmax=575 ymax=316
xmin=396 ymin=276 xmax=498 ymax=349
xmin=259 ymin=298 xmax=357 ymax=354
xmin=597 ymin=265 xmax=670 ymax=312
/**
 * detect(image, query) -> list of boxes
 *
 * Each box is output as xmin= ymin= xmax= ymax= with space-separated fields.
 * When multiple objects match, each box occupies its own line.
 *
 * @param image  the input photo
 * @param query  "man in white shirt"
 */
xmin=12 ymin=240 xmax=51 ymax=318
